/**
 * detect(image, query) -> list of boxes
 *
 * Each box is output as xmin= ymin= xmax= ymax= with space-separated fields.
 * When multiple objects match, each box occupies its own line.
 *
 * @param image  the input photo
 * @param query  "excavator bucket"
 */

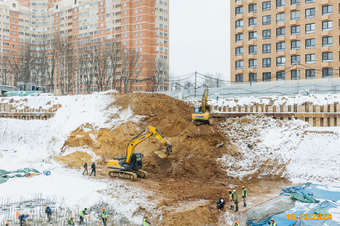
xmin=155 ymin=145 xmax=172 ymax=159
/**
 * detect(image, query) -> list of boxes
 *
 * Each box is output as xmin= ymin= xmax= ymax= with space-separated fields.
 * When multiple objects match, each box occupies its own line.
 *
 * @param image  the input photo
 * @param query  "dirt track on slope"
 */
xmin=55 ymin=93 xmax=288 ymax=225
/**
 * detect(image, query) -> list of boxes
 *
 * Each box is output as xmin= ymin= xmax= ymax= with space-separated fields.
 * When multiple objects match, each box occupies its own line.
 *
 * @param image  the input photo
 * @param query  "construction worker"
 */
xmin=45 ymin=206 xmax=52 ymax=222
xmin=234 ymin=189 xmax=239 ymax=212
xmin=83 ymin=161 xmax=88 ymax=175
xmin=67 ymin=216 xmax=75 ymax=225
xmin=101 ymin=208 xmax=107 ymax=226
xmin=79 ymin=208 xmax=88 ymax=224
xmin=268 ymin=218 xmax=277 ymax=226
xmin=232 ymin=220 xmax=240 ymax=226
xmin=242 ymin=186 xmax=247 ymax=207
xmin=142 ymin=214 xmax=151 ymax=226
xmin=217 ymin=198 xmax=225 ymax=211
xmin=228 ymin=189 xmax=234 ymax=210
xmin=18 ymin=214 xmax=29 ymax=226
xmin=89 ymin=161 xmax=96 ymax=176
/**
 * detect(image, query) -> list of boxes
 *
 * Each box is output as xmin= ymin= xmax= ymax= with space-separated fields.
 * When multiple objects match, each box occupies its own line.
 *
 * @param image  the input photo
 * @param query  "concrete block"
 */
xmin=315 ymin=118 xmax=321 ymax=127
xmin=329 ymin=105 xmax=335 ymax=112
xmin=315 ymin=106 xmax=321 ymax=113
xmin=268 ymin=106 xmax=273 ymax=112
xmin=297 ymin=106 xmax=304 ymax=112
xmin=330 ymin=117 xmax=335 ymax=127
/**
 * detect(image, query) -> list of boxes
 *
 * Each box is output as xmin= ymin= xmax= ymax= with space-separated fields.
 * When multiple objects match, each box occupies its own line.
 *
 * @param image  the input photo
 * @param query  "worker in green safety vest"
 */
xmin=269 ymin=218 xmax=277 ymax=226
xmin=228 ymin=189 xmax=234 ymax=210
xmin=101 ymin=208 xmax=107 ymax=226
xmin=67 ymin=216 xmax=74 ymax=225
xmin=242 ymin=186 xmax=247 ymax=207
xmin=232 ymin=220 xmax=240 ymax=226
xmin=79 ymin=208 xmax=87 ymax=224
xmin=142 ymin=214 xmax=151 ymax=225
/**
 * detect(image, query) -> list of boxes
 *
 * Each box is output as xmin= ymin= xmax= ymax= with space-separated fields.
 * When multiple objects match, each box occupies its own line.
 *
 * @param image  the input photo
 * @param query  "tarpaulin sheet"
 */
xmin=0 ymin=168 xmax=40 ymax=184
xmin=247 ymin=183 xmax=340 ymax=226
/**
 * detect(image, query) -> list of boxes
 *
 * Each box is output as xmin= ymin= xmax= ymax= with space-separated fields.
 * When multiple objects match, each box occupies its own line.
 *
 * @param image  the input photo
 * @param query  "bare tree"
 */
xmin=0 ymin=59 xmax=11 ymax=85
xmin=146 ymin=58 xmax=168 ymax=92
xmin=120 ymin=48 xmax=143 ymax=93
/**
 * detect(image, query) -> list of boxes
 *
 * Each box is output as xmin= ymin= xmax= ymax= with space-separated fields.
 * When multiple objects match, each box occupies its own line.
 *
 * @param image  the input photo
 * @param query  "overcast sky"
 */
xmin=169 ymin=0 xmax=230 ymax=80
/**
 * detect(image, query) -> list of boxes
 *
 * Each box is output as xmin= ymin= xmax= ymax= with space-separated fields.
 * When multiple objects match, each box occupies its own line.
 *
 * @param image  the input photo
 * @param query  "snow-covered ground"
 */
xmin=218 ymin=115 xmax=340 ymax=184
xmin=0 ymin=93 xmax=152 ymax=224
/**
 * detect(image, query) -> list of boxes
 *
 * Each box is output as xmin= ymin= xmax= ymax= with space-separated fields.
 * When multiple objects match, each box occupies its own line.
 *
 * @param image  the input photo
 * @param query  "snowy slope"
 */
xmin=0 ymin=93 xmax=152 ymax=224
xmin=219 ymin=115 xmax=340 ymax=184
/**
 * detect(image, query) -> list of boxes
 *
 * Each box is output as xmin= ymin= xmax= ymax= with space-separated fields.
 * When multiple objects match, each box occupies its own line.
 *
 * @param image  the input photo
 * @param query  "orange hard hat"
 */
xmin=45 ymin=206 xmax=48 ymax=209
xmin=86 ymin=161 xmax=87 ymax=163
xmin=242 ymin=186 xmax=245 ymax=188
xmin=271 ymin=218 xmax=274 ymax=221
xmin=145 ymin=214 xmax=149 ymax=218
xmin=102 ymin=208 xmax=105 ymax=211
xmin=27 ymin=214 xmax=30 ymax=217
xmin=228 ymin=189 xmax=231 ymax=192
xmin=92 ymin=161 xmax=95 ymax=163
xmin=88 ymin=216 xmax=91 ymax=218
xmin=6 ymin=222 xmax=9 ymax=225
xmin=236 ymin=220 xmax=239 ymax=223
xmin=71 ymin=216 xmax=74 ymax=219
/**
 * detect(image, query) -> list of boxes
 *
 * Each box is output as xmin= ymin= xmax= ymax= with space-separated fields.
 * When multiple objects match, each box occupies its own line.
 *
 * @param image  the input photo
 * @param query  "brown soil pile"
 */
xmin=57 ymin=93 xmax=241 ymax=225
xmin=55 ymin=151 xmax=92 ymax=168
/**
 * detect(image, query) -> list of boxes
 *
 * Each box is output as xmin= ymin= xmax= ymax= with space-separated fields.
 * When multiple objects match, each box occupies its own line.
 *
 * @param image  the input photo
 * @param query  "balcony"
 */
xmin=289 ymin=20 xmax=298 ymax=26
xmin=247 ymin=40 xmax=256 ymax=45
xmin=290 ymin=50 xmax=298 ymax=55
xmin=277 ymin=51 xmax=285 ymax=57
xmin=321 ymin=62 xmax=331 ymax=67
xmin=236 ymin=1 xmax=243 ymax=6
xmin=277 ymin=66 xmax=285 ymax=70
xmin=236 ymin=55 xmax=243 ymax=60
xmin=236 ymin=14 xmax=243 ymax=20
xmin=290 ymin=35 xmax=298 ymax=40
xmin=247 ymin=26 xmax=255 ymax=32
xmin=321 ymin=15 xmax=331 ymax=21
xmin=321 ymin=30 xmax=331 ymax=36
xmin=277 ymin=7 xmax=285 ymax=13
xmin=236 ymin=28 xmax=243 ymax=33
xmin=278 ymin=36 xmax=285 ymax=41
xmin=321 ymin=47 xmax=332 ymax=52
xmin=248 ymin=12 xmax=256 ymax=18
xmin=277 ymin=22 xmax=285 ymax=27
xmin=248 ymin=54 xmax=257 ymax=58
xmin=290 ymin=5 xmax=298 ymax=10
xmin=247 ymin=0 xmax=255 ymax=3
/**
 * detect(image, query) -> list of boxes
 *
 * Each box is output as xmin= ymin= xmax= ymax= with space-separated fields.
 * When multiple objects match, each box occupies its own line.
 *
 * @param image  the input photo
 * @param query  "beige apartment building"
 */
xmin=230 ymin=0 xmax=340 ymax=84
xmin=0 ymin=0 xmax=169 ymax=93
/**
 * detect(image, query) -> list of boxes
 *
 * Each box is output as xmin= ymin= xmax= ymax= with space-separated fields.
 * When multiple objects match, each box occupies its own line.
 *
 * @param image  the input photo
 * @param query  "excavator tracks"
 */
xmin=108 ymin=170 xmax=147 ymax=181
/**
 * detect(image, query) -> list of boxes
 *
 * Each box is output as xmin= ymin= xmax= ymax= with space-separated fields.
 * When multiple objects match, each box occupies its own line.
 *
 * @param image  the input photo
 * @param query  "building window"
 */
xmin=322 ymin=21 xmax=333 ymax=31
xmin=305 ymin=23 xmax=315 ymax=33
xmin=276 ymin=13 xmax=285 ymax=23
xmin=236 ymin=61 xmax=243 ymax=69
xmin=305 ymin=0 xmax=314 ymax=3
xmin=263 ymin=44 xmax=271 ymax=53
xmin=235 ymin=6 xmax=243 ymax=15
xmin=322 ymin=37 xmax=333 ymax=47
xmin=291 ymin=0 xmax=300 ymax=5
xmin=262 ymin=29 xmax=271 ymax=39
xmin=276 ymin=0 xmax=285 ymax=8
xmin=276 ymin=27 xmax=285 ymax=37
xmin=305 ymin=54 xmax=315 ymax=64
xmin=249 ymin=45 xmax=257 ymax=54
xmin=276 ymin=57 xmax=285 ymax=66
xmin=306 ymin=38 xmax=315 ymax=49
xmin=291 ymin=70 xmax=300 ymax=80
xmin=235 ymin=20 xmax=243 ymax=29
xmin=322 ymin=52 xmax=333 ymax=62
xmin=235 ymin=47 xmax=243 ymax=56
xmin=236 ymin=33 xmax=243 ymax=42
xmin=322 ymin=5 xmax=332 ymax=15
xmin=276 ymin=42 xmax=285 ymax=52
xmin=236 ymin=74 xmax=243 ymax=83
xmin=322 ymin=68 xmax=333 ymax=78
xmin=262 ymin=15 xmax=271 ymax=25
xmin=277 ymin=71 xmax=286 ymax=81
xmin=305 ymin=8 xmax=315 ymax=18
xmin=262 ymin=1 xmax=271 ymax=11
xmin=249 ymin=59 xmax=257 ymax=68
xmin=249 ymin=18 xmax=257 ymax=27
xmin=263 ymin=72 xmax=271 ymax=82
xmin=291 ymin=25 xmax=300 ymax=35
xmin=291 ymin=55 xmax=301 ymax=64
xmin=249 ymin=4 xmax=257 ymax=13
xmin=306 ymin=69 xmax=315 ymax=79
xmin=291 ymin=40 xmax=300 ymax=50
xmin=263 ymin=58 xmax=271 ymax=67
xmin=249 ymin=73 xmax=257 ymax=83
xmin=291 ymin=11 xmax=300 ymax=20
xmin=249 ymin=31 xmax=257 ymax=40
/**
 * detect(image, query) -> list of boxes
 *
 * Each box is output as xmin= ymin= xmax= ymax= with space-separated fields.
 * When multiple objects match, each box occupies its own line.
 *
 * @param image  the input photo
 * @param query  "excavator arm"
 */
xmin=125 ymin=126 xmax=172 ymax=164
xmin=201 ymin=86 xmax=209 ymax=113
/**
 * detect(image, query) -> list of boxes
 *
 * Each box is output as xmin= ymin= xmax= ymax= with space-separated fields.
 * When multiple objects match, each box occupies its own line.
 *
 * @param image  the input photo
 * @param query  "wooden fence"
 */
xmin=0 ymin=104 xmax=61 ymax=120
xmin=212 ymin=103 xmax=340 ymax=127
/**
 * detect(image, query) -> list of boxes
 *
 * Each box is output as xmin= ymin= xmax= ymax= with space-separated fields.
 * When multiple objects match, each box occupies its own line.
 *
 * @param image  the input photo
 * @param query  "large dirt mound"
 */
xmin=57 ymin=93 xmax=238 ymax=225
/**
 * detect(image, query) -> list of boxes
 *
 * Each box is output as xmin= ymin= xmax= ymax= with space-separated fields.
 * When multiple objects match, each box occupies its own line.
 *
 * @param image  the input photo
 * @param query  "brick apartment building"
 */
xmin=230 ymin=0 xmax=340 ymax=84
xmin=0 ymin=0 xmax=169 ymax=94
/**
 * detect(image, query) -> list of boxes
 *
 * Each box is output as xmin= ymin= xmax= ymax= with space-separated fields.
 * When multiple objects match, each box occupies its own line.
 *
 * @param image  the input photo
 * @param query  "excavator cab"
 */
xmin=193 ymin=106 xmax=202 ymax=113
xmin=131 ymin=153 xmax=143 ymax=170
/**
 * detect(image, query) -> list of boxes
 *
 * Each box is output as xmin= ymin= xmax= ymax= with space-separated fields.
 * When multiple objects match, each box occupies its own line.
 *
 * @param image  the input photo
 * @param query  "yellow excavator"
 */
xmin=192 ymin=86 xmax=211 ymax=125
xmin=107 ymin=126 xmax=172 ymax=181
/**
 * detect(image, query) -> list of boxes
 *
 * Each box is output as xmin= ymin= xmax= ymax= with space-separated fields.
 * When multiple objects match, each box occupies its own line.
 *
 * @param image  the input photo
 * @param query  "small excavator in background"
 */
xmin=107 ymin=126 xmax=172 ymax=181
xmin=192 ymin=87 xmax=211 ymax=125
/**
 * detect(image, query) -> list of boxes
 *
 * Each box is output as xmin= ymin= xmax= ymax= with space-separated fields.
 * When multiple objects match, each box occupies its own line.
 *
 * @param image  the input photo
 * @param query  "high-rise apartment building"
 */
xmin=0 ymin=0 xmax=169 ymax=93
xmin=231 ymin=0 xmax=340 ymax=84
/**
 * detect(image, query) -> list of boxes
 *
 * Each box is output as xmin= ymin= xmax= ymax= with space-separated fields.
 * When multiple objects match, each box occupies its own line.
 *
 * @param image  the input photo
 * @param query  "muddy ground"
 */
xmin=55 ymin=93 xmax=290 ymax=225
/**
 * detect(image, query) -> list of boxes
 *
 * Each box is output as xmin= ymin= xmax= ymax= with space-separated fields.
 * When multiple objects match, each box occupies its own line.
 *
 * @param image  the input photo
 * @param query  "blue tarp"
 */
xmin=247 ymin=183 xmax=340 ymax=226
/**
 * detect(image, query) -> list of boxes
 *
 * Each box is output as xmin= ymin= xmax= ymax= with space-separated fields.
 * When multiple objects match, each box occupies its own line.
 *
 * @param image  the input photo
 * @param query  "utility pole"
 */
xmin=217 ymin=78 xmax=219 ymax=88
xmin=194 ymin=71 xmax=197 ymax=98
xmin=294 ymin=60 xmax=299 ymax=95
